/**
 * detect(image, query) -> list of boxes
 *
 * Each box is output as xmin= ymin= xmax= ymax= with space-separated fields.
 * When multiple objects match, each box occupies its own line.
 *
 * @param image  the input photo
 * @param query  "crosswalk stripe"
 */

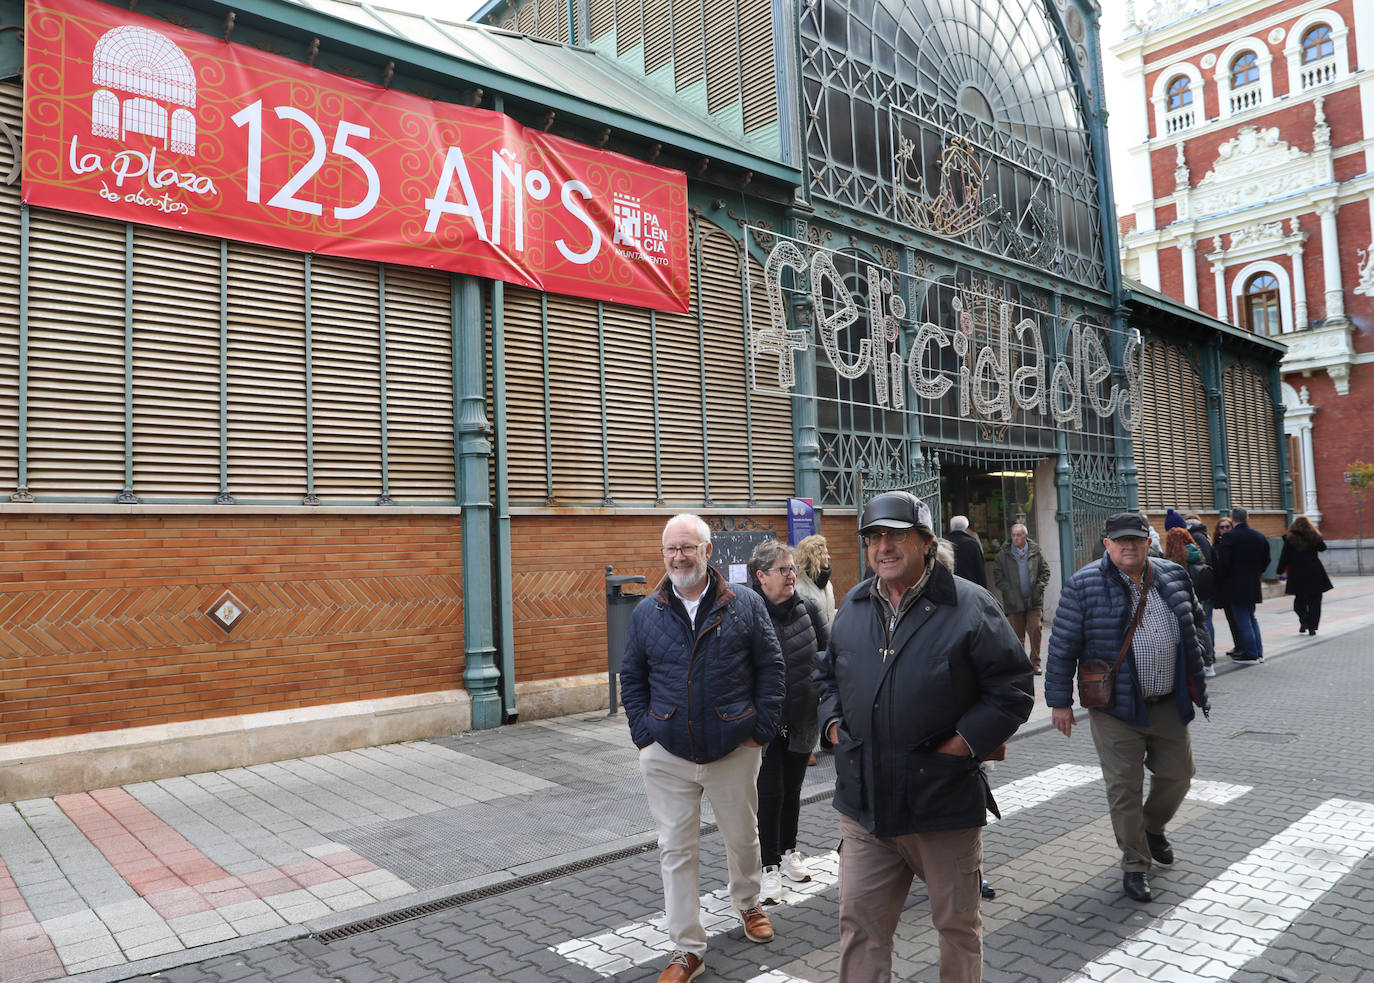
xmin=551 ymin=765 xmax=1251 ymax=977
xmin=1065 ymin=797 xmax=1374 ymax=982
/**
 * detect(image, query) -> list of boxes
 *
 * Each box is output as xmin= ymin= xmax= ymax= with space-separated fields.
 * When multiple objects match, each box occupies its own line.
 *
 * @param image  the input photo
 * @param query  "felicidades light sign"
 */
xmin=22 ymin=0 xmax=691 ymax=313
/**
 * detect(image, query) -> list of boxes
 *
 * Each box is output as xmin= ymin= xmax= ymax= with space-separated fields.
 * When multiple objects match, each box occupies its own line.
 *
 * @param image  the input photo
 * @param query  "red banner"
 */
xmin=22 ymin=0 xmax=691 ymax=312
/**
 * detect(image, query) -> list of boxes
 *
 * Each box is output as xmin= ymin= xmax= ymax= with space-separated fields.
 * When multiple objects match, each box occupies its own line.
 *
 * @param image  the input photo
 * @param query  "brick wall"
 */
xmin=0 ymin=514 xmax=465 ymax=743
xmin=508 ymin=510 xmax=863 ymax=681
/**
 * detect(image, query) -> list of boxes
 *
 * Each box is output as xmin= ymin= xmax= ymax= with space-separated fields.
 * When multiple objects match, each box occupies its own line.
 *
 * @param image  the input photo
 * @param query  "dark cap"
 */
xmin=1104 ymin=512 xmax=1150 ymax=540
xmin=860 ymin=491 xmax=934 ymax=535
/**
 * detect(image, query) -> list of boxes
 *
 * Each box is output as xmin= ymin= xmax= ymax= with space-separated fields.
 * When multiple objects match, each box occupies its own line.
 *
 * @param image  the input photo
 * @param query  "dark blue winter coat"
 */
xmin=1045 ymin=555 xmax=1210 ymax=728
xmin=620 ymin=566 xmax=785 ymax=763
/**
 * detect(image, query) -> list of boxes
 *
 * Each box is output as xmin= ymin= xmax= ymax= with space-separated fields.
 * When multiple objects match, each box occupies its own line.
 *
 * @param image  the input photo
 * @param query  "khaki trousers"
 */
xmin=838 ymin=813 xmax=983 ymax=983
xmin=1088 ymin=703 xmax=1195 ymax=872
xmin=1006 ymin=608 xmax=1043 ymax=667
xmin=638 ymin=741 xmax=764 ymax=956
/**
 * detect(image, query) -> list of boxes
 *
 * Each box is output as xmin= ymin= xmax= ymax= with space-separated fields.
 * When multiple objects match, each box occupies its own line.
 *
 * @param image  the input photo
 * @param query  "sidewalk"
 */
xmin=4 ymin=577 xmax=1372 ymax=983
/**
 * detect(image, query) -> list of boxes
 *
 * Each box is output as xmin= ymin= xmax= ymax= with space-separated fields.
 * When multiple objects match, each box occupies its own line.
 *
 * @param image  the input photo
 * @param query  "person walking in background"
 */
xmin=620 ymin=514 xmax=785 ymax=983
xmin=992 ymin=523 xmax=1051 ymax=674
xmin=1276 ymin=516 xmax=1332 ymax=636
xmin=793 ymin=534 xmax=836 ymax=628
xmin=818 ymin=491 xmax=1033 ymax=983
xmin=948 ymin=515 xmax=989 ymax=588
xmin=1163 ymin=527 xmax=1216 ymax=677
xmin=1213 ymin=507 xmax=1271 ymax=665
xmin=1211 ymin=515 xmax=1242 ymax=657
xmin=746 ymin=540 xmax=827 ymax=905
xmin=1045 ymin=513 xmax=1210 ymax=904
xmin=1182 ymin=512 xmax=1214 ymax=565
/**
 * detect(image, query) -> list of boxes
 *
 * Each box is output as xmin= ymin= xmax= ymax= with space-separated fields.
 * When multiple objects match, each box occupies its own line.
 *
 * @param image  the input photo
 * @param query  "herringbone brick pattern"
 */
xmin=0 ymin=577 xmax=464 ymax=658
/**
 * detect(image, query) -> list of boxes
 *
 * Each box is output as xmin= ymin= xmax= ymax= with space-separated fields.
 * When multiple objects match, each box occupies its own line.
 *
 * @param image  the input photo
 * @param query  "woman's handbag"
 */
xmin=1077 ymin=563 xmax=1152 ymax=709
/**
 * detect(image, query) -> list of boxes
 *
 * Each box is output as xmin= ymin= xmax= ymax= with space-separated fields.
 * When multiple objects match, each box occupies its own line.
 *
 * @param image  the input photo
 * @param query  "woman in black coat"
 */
xmin=1276 ymin=516 xmax=1333 ymax=635
xmin=747 ymin=539 xmax=827 ymax=903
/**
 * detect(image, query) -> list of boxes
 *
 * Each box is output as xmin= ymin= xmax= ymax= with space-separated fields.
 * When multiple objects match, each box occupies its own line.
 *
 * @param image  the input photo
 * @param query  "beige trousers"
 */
xmin=838 ymin=813 xmax=983 ymax=983
xmin=1088 ymin=703 xmax=1195 ymax=872
xmin=638 ymin=741 xmax=764 ymax=956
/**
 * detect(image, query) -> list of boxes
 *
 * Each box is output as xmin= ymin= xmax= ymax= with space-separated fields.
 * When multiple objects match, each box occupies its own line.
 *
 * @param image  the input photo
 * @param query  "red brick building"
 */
xmin=1116 ymin=0 xmax=1374 ymax=570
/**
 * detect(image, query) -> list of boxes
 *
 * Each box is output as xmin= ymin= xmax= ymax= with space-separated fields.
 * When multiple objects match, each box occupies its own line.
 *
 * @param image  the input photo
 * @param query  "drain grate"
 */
xmin=315 ymin=785 xmax=837 ymax=943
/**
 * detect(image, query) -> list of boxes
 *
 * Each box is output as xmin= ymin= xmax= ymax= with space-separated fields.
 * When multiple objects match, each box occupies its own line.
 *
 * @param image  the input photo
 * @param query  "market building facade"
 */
xmin=0 ymin=0 xmax=1285 ymax=798
xmin=1116 ymin=0 xmax=1372 ymax=569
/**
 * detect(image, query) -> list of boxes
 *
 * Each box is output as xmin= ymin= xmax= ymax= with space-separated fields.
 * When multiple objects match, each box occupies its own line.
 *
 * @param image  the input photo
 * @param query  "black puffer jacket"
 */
xmin=816 ymin=561 xmax=1034 ymax=837
xmin=759 ymin=589 xmax=827 ymax=754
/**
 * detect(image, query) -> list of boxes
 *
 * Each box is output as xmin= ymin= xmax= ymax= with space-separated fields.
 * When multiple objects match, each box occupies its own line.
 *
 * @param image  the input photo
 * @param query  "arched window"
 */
xmin=1166 ymin=75 xmax=1193 ymax=110
xmin=1243 ymin=272 xmax=1281 ymax=336
xmin=1301 ymin=24 xmax=1334 ymax=64
xmin=1230 ymin=51 xmax=1259 ymax=88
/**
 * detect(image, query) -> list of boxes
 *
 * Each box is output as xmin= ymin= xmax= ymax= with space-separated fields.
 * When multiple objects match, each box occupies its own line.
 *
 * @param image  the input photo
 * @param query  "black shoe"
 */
xmin=1309 ymin=628 xmax=1317 ymax=636
xmin=1146 ymin=831 xmax=1174 ymax=866
xmin=980 ymin=879 xmax=996 ymax=900
xmin=1225 ymin=647 xmax=1242 ymax=657
xmin=1122 ymin=871 xmax=1152 ymax=902
xmin=1231 ymin=653 xmax=1262 ymax=663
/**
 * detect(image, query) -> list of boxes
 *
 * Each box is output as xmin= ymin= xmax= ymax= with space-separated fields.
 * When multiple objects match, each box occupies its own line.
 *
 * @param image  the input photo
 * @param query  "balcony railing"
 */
xmin=1300 ymin=59 xmax=1337 ymax=90
xmin=1164 ymin=105 xmax=1195 ymax=135
xmin=1229 ymin=84 xmax=1262 ymax=114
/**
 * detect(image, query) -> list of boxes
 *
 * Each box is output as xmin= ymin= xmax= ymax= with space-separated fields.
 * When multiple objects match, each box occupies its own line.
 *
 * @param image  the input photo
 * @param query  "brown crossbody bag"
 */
xmin=1077 ymin=563 xmax=1152 ymax=709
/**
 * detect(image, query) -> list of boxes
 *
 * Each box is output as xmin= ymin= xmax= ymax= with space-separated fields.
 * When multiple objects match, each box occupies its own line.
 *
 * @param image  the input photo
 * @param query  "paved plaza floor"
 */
xmin=3 ymin=577 xmax=1373 ymax=983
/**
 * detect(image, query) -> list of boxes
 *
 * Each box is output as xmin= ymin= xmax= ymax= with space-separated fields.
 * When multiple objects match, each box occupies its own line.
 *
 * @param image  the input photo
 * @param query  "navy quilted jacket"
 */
xmin=1045 ymin=555 xmax=1209 ymax=727
xmin=620 ymin=566 xmax=785 ymax=762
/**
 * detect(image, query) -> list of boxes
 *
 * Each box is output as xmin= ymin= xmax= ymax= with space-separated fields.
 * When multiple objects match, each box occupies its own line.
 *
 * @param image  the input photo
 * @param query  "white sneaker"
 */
xmin=760 ymin=865 xmax=782 ymax=903
xmin=1203 ymin=665 xmax=1216 ymax=677
xmin=780 ymin=849 xmax=812 ymax=883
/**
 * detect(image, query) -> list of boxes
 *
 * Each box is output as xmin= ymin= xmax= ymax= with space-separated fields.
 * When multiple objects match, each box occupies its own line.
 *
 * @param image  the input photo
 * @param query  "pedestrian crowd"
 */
xmin=619 ymin=498 xmax=1318 ymax=983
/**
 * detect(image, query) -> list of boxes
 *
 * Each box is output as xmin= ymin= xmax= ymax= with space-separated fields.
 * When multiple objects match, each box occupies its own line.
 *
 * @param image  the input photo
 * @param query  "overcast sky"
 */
xmin=380 ymin=0 xmax=1147 ymax=214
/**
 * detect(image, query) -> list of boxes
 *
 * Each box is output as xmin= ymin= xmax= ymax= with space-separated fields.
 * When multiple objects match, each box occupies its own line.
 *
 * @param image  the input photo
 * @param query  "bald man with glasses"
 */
xmin=620 ymin=513 xmax=786 ymax=983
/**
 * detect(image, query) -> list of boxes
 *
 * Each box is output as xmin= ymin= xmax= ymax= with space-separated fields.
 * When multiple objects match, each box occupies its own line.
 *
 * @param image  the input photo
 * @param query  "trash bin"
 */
xmin=605 ymin=565 xmax=646 ymax=715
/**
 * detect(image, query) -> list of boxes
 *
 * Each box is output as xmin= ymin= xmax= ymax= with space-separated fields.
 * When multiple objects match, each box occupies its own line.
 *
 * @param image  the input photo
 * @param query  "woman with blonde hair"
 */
xmin=793 ymin=534 xmax=836 ymax=628
xmin=1277 ymin=515 xmax=1332 ymax=635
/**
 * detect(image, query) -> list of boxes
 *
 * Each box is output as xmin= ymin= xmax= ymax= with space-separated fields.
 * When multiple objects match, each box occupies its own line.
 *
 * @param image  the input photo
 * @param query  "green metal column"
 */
xmin=490 ymin=278 xmax=519 ymax=722
xmin=1272 ymin=361 xmax=1293 ymax=522
xmin=454 ymin=273 xmax=501 ymax=730
xmin=1204 ymin=339 xmax=1230 ymax=514
xmin=1112 ymin=308 xmax=1139 ymax=512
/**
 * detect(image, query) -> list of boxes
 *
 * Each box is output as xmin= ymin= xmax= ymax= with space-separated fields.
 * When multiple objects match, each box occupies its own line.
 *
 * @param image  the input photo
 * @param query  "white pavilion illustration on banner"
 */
xmin=90 ymin=25 xmax=197 ymax=155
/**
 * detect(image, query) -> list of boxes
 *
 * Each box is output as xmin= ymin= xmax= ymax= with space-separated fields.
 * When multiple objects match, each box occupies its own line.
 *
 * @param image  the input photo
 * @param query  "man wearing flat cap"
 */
xmin=816 ymin=491 xmax=1033 ymax=983
xmin=1045 ymin=512 xmax=1210 ymax=904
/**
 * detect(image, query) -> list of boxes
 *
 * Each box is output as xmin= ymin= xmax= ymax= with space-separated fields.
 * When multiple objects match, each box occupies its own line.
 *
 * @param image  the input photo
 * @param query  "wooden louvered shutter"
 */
xmin=745 ymin=253 xmax=795 ymax=500
xmin=26 ymin=211 xmax=126 ymax=496
xmin=384 ymin=266 xmax=454 ymax=502
xmin=588 ymin=0 xmax=615 ymax=42
xmin=537 ymin=0 xmax=570 ymax=42
xmin=1224 ymin=364 xmax=1280 ymax=509
xmin=643 ymin=0 xmax=673 ymax=75
xmin=227 ymin=242 xmax=307 ymax=499
xmin=547 ymin=295 xmax=604 ymax=502
xmin=704 ymin=0 xmax=741 ymax=113
xmin=614 ymin=0 xmax=642 ymax=55
xmin=311 ymin=256 xmax=382 ymax=499
xmin=604 ymin=302 xmax=659 ymax=503
xmin=738 ymin=0 xmax=778 ymax=133
xmin=699 ymin=227 xmax=751 ymax=504
xmin=672 ymin=0 xmax=705 ymax=91
xmin=656 ymin=236 xmax=706 ymax=503
xmin=1132 ymin=341 xmax=1213 ymax=511
xmin=0 ymin=82 xmax=20 ymax=490
xmin=131 ymin=228 xmax=221 ymax=498
xmin=502 ymin=286 xmax=550 ymax=504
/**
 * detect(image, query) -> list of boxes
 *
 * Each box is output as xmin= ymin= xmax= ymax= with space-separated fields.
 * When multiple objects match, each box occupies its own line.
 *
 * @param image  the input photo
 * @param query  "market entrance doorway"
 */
xmin=939 ymin=462 xmax=1038 ymax=574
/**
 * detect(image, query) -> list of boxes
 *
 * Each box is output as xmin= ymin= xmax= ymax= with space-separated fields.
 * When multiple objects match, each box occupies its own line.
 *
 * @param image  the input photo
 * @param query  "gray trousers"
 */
xmin=1088 ymin=703 xmax=1195 ymax=872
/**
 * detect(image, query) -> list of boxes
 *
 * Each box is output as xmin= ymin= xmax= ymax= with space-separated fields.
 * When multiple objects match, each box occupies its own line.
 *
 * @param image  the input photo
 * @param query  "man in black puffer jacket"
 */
xmin=1045 ymin=512 xmax=1210 ymax=905
xmin=817 ymin=492 xmax=1033 ymax=983
xmin=621 ymin=514 xmax=785 ymax=983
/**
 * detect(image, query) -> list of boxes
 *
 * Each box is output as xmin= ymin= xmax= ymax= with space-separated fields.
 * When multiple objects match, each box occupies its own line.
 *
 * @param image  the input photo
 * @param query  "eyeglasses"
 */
xmin=1218 ymin=524 xmax=1233 ymax=531
xmin=763 ymin=565 xmax=797 ymax=576
xmin=862 ymin=528 xmax=910 ymax=547
xmin=661 ymin=544 xmax=703 ymax=557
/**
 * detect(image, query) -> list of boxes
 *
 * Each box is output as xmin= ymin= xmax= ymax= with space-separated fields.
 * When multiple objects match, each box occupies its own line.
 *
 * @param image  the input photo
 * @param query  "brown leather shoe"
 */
xmin=739 ymin=904 xmax=774 ymax=942
xmin=657 ymin=950 xmax=704 ymax=983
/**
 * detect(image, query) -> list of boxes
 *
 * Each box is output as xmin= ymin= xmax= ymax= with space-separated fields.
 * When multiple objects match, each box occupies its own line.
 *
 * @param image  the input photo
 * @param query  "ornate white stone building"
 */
xmin=1116 ymin=0 xmax=1374 ymax=568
